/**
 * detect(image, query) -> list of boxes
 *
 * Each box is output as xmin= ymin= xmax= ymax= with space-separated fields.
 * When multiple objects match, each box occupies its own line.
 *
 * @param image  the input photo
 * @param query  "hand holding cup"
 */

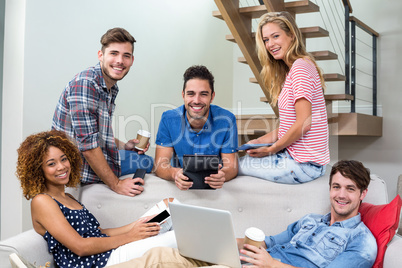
xmin=243 ymin=227 xmax=265 ymax=249
xmin=135 ymin=130 xmax=151 ymax=151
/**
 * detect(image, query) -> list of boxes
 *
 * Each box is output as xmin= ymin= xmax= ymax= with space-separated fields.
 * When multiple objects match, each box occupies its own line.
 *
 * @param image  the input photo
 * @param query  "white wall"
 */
xmin=1 ymin=0 xmax=25 ymax=240
xmin=1 ymin=0 xmax=233 ymax=239
xmin=2 ymin=0 xmax=402 ymax=239
xmin=22 ymin=0 xmax=234 ymax=153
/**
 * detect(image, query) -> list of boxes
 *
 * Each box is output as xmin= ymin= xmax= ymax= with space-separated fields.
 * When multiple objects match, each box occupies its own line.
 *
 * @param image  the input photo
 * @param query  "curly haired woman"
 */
xmin=16 ymin=130 xmax=177 ymax=267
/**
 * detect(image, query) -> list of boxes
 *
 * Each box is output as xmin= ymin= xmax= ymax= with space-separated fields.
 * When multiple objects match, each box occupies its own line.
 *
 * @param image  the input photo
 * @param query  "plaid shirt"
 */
xmin=52 ymin=63 xmax=120 ymax=184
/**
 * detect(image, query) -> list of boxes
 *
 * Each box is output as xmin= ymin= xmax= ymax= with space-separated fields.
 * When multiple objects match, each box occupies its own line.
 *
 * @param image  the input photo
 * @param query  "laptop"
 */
xmin=169 ymin=202 xmax=242 ymax=268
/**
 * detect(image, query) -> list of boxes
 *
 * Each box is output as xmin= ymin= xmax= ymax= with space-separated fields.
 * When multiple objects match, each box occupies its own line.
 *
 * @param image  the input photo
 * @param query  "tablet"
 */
xmin=182 ymin=155 xmax=220 ymax=190
xmin=237 ymin=143 xmax=273 ymax=151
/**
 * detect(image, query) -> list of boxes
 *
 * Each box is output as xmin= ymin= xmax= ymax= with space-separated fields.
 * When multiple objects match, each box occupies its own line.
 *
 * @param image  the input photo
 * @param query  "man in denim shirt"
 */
xmin=237 ymin=160 xmax=377 ymax=267
xmin=113 ymin=160 xmax=376 ymax=267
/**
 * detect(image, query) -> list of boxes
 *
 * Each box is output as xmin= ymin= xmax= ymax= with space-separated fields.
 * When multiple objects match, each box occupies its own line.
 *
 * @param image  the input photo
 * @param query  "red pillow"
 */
xmin=359 ymin=195 xmax=402 ymax=268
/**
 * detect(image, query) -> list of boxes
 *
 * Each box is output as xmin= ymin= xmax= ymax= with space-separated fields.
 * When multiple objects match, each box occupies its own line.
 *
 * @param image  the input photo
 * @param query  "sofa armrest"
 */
xmin=0 ymin=229 xmax=54 ymax=268
xmin=384 ymin=234 xmax=402 ymax=268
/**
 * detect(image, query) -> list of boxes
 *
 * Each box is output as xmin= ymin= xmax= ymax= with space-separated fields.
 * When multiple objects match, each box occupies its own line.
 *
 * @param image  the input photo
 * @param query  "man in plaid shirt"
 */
xmin=52 ymin=28 xmax=152 ymax=196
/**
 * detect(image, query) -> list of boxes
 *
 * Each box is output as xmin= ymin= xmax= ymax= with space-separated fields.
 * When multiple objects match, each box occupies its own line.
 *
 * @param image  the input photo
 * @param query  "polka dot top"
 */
xmin=42 ymin=194 xmax=112 ymax=267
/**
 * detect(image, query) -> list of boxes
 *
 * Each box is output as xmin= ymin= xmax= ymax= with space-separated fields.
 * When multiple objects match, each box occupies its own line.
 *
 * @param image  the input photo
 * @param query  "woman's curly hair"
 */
xmin=16 ymin=130 xmax=83 ymax=200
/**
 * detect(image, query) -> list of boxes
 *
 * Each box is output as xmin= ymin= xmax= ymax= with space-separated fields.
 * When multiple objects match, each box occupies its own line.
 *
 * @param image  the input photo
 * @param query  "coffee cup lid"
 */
xmin=137 ymin=129 xmax=151 ymax=137
xmin=245 ymin=227 xmax=265 ymax=241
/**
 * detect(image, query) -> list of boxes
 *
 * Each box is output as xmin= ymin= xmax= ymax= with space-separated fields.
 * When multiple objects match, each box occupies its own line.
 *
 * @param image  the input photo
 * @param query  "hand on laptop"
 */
xmin=205 ymin=166 xmax=225 ymax=189
xmin=174 ymin=169 xmax=193 ymax=190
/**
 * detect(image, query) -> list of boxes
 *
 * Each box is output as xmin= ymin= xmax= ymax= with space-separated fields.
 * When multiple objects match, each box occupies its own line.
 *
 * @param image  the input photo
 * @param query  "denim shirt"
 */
xmin=265 ymin=213 xmax=377 ymax=268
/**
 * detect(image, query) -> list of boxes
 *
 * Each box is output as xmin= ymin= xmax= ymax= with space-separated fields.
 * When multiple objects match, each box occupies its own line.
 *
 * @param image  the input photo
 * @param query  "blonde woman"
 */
xmin=238 ymin=12 xmax=329 ymax=183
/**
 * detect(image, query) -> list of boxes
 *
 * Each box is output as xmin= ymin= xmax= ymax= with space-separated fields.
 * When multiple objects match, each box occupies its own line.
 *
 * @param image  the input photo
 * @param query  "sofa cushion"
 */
xmin=359 ymin=195 xmax=402 ymax=268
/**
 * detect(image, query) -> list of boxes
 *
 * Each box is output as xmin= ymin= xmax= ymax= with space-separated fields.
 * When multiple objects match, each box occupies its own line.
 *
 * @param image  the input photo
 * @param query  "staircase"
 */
xmin=213 ymin=0 xmax=382 ymax=139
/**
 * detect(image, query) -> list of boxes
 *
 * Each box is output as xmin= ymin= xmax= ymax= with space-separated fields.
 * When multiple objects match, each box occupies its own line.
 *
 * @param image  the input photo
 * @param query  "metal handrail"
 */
xmin=343 ymin=2 xmax=378 ymax=115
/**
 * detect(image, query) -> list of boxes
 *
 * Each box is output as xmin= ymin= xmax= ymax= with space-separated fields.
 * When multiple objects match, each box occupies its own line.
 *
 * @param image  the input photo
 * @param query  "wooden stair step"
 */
xmin=212 ymin=0 xmax=319 ymax=20
xmin=237 ymin=57 xmax=248 ymax=64
xmin=236 ymin=112 xmax=382 ymax=137
xmin=238 ymin=129 xmax=269 ymax=136
xmin=301 ymin=26 xmax=329 ymax=38
xmin=238 ymin=50 xmax=337 ymax=64
xmin=324 ymin=94 xmax=354 ymax=101
xmin=259 ymin=94 xmax=353 ymax=119
xmin=250 ymin=73 xmax=345 ymax=84
xmin=323 ymin=73 xmax=346 ymax=81
xmin=286 ymin=0 xmax=320 ymax=14
xmin=249 ymin=78 xmax=259 ymax=83
xmin=236 ymin=114 xmax=278 ymax=135
xmin=329 ymin=113 xmax=382 ymax=136
xmin=260 ymin=94 xmax=354 ymax=104
xmin=249 ymin=78 xmax=258 ymax=84
xmin=310 ymin=50 xmax=338 ymax=60
xmin=226 ymin=33 xmax=255 ymax=42
xmin=226 ymin=26 xmax=328 ymax=43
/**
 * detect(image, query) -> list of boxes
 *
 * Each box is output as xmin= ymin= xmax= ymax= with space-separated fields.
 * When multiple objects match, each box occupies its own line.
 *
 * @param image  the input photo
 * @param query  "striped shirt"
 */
xmin=52 ymin=63 xmax=120 ymax=184
xmin=278 ymin=58 xmax=330 ymax=165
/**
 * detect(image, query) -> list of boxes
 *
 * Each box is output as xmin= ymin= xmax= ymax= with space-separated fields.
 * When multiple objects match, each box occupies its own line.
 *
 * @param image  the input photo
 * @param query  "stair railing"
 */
xmin=342 ymin=0 xmax=379 ymax=115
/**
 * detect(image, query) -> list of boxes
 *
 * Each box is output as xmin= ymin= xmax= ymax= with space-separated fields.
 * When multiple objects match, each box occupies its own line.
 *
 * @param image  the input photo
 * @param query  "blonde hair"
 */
xmin=255 ymin=11 xmax=325 ymax=105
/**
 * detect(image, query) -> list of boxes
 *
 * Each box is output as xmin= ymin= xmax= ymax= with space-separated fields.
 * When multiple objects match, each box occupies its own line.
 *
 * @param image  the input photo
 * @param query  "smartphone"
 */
xmin=146 ymin=210 xmax=170 ymax=224
xmin=133 ymin=169 xmax=146 ymax=185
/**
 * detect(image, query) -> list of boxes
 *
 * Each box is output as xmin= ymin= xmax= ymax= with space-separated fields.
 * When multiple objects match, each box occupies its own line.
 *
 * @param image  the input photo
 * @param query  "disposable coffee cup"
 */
xmin=244 ymin=227 xmax=265 ymax=248
xmin=135 ymin=130 xmax=151 ymax=150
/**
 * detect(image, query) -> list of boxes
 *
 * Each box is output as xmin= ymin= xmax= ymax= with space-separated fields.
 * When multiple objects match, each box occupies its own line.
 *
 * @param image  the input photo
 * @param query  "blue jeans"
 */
xmin=238 ymin=150 xmax=325 ymax=184
xmin=119 ymin=150 xmax=153 ymax=176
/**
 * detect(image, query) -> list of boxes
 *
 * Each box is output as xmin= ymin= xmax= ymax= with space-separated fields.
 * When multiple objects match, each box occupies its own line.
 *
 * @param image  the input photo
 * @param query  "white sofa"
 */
xmin=1 ymin=170 xmax=401 ymax=268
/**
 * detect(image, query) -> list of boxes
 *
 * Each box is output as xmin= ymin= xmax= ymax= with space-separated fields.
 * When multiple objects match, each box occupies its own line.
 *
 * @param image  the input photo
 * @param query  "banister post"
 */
xmin=372 ymin=35 xmax=377 ymax=116
xmin=344 ymin=4 xmax=350 ymax=96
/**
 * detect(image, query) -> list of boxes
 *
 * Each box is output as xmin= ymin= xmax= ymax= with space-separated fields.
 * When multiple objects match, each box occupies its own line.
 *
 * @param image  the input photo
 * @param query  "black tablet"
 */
xmin=182 ymin=154 xmax=220 ymax=190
